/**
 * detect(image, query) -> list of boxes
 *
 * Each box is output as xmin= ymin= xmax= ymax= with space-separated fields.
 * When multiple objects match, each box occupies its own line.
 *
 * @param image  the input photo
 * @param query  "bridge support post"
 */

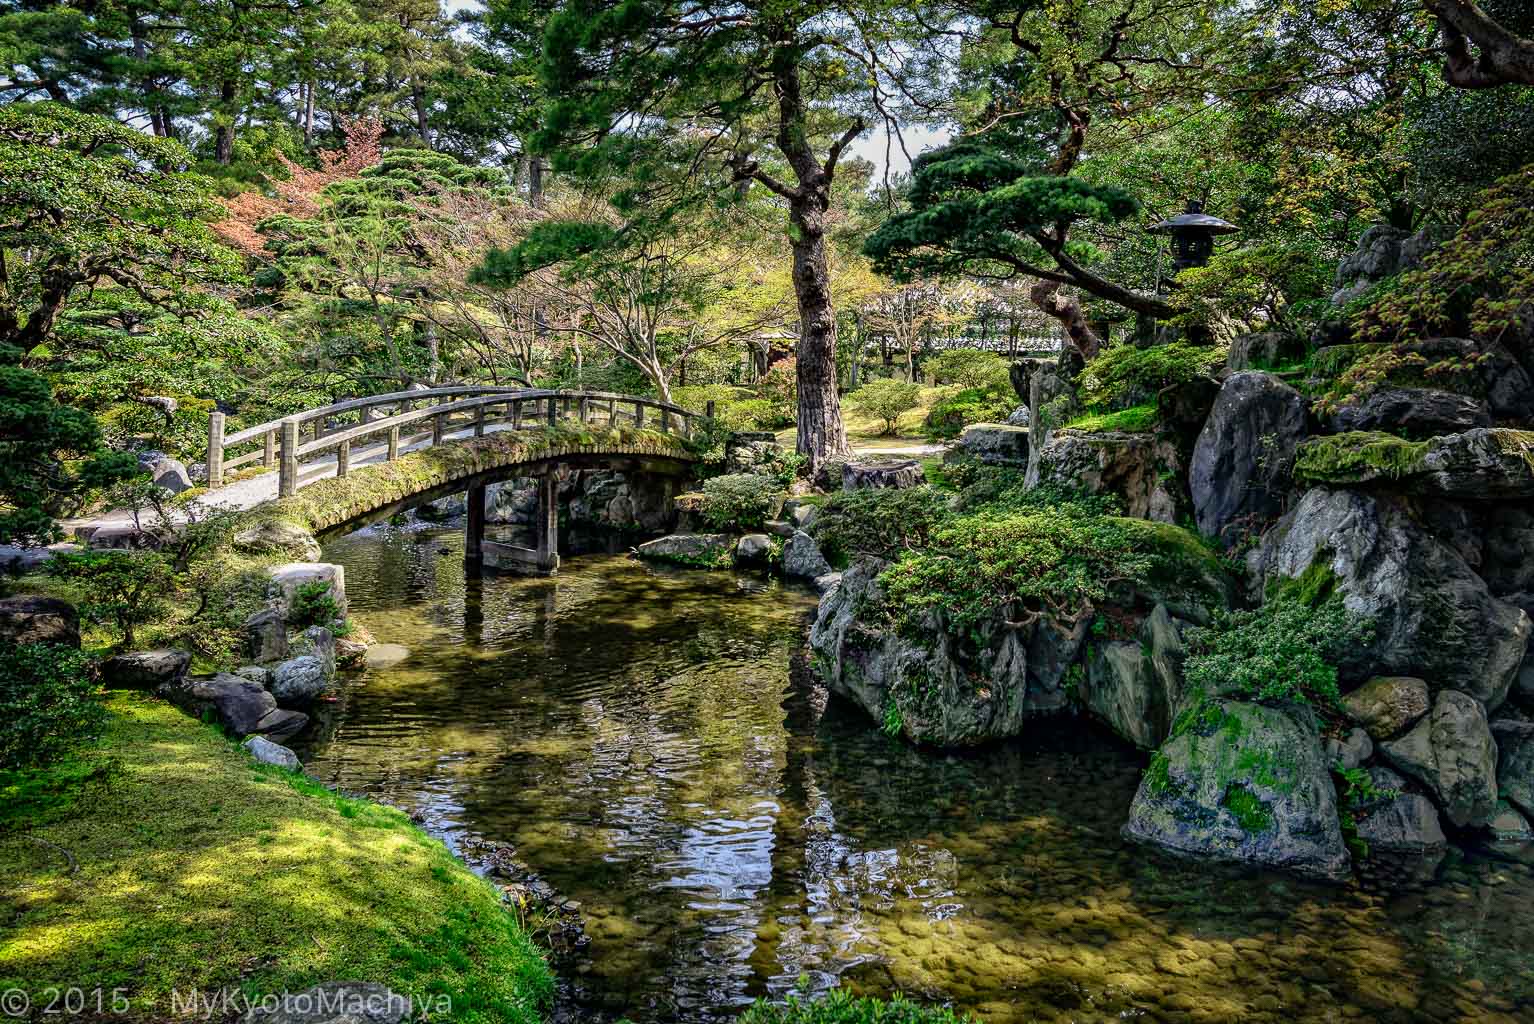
xmin=465 ymin=483 xmax=486 ymax=563
xmin=278 ymin=417 xmax=300 ymax=498
xmin=207 ymin=411 xmax=225 ymax=489
xmin=535 ymin=474 xmax=559 ymax=574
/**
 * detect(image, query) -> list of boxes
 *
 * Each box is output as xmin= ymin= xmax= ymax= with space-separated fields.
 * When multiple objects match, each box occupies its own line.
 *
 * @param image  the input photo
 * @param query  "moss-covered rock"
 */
xmin=1123 ymin=698 xmax=1351 ymax=882
xmin=634 ymin=532 xmax=736 ymax=569
xmin=1294 ymin=427 xmax=1534 ymax=497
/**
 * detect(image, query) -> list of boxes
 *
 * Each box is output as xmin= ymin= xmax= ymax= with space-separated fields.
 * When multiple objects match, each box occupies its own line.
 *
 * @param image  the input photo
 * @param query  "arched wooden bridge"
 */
xmin=207 ymin=386 xmax=710 ymax=573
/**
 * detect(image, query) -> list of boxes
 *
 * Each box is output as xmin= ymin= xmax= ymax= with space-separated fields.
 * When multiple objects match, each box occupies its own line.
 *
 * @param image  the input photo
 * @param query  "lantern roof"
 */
xmin=1148 ymin=200 xmax=1239 ymax=236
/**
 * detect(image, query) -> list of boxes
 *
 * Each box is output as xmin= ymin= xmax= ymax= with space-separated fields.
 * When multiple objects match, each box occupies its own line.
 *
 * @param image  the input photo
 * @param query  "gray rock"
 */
xmin=1327 ymin=387 xmax=1491 ymax=439
xmin=0 ymin=595 xmax=80 ymax=648
xmin=100 ymin=649 xmax=190 ymax=690
xmin=233 ymin=520 xmax=322 ymax=561
xmin=1343 ymin=676 xmax=1431 ymax=740
xmin=270 ymin=656 xmax=330 ymax=706
xmin=955 ymin=422 xmax=1030 ymax=467
xmin=1296 ymin=427 xmax=1534 ymax=499
xmin=1191 ymin=372 xmax=1308 ymax=545
xmin=269 ymin=563 xmax=348 ymax=622
xmin=485 ymin=480 xmax=537 ymax=525
xmin=1488 ymin=800 xmax=1534 ymax=841
xmin=292 ymin=626 xmax=337 ymax=679
xmin=1123 ymin=699 xmax=1351 ymax=882
xmin=244 ymin=608 xmax=290 ymax=663
xmin=1228 ymin=332 xmax=1305 ymax=371
xmin=1250 ymin=488 xmax=1531 ymax=710
xmin=842 ymin=459 xmax=923 ymax=491
xmin=634 ymin=533 xmax=735 ymax=569
xmin=1036 ymin=431 xmax=1183 ymax=523
xmin=1496 ymin=718 xmax=1534 ymax=820
xmin=1006 ymin=405 xmax=1031 ymax=427
xmin=243 ymin=735 xmax=301 ymax=771
xmin=812 ymin=572 xmax=842 ymax=594
xmin=239 ymin=982 xmax=409 ymax=1024
xmin=84 ymin=524 xmax=160 ymax=550
xmin=1325 ymin=727 xmax=1374 ymax=770
xmin=782 ymin=531 xmax=831 ymax=579
xmin=0 ymin=543 xmax=73 ymax=574
xmin=724 ymin=432 xmax=781 ymax=474
xmin=235 ymin=665 xmax=271 ymax=685
xmin=147 ymin=457 xmax=192 ymax=494
xmin=159 ymin=672 xmax=277 ymax=736
xmin=252 ymin=707 xmax=308 ymax=743
xmin=1480 ymin=507 xmax=1534 ymax=597
xmin=809 ymin=557 xmax=1087 ymax=746
xmin=763 ymin=519 xmax=796 ymax=538
xmin=1381 ymin=690 xmax=1499 ymax=827
xmin=784 ymin=501 xmax=820 ymax=529
xmin=1331 ymin=224 xmax=1410 ymax=304
xmin=363 ymin=643 xmax=410 ymax=670
xmin=1083 ymin=640 xmax=1167 ymax=750
xmin=734 ymin=533 xmax=773 ymax=566
xmin=1356 ymin=792 xmax=1448 ymax=856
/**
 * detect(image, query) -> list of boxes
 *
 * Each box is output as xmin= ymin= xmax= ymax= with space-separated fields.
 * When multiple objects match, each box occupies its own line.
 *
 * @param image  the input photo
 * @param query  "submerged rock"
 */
xmin=634 ymin=533 xmax=735 ymax=569
xmin=1123 ymin=699 xmax=1351 ymax=882
xmin=1190 ymin=371 xmax=1308 ymax=545
xmin=1250 ymin=487 xmax=1531 ymax=710
xmin=1380 ymin=690 xmax=1499 ymax=828
xmin=363 ymin=643 xmax=411 ymax=670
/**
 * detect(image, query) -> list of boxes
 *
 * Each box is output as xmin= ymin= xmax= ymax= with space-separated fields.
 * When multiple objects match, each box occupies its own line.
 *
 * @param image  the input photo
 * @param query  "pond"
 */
xmin=307 ymin=524 xmax=1534 ymax=1024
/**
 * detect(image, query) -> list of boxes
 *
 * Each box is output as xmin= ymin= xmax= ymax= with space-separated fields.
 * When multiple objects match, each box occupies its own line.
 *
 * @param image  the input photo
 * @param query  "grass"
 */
xmin=0 ymin=693 xmax=552 ymax=1023
xmin=1061 ymin=403 xmax=1159 ymax=434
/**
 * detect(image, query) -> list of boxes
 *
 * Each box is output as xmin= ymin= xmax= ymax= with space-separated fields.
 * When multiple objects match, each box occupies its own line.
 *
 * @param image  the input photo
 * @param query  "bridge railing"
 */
xmin=207 ymin=386 xmax=706 ymax=497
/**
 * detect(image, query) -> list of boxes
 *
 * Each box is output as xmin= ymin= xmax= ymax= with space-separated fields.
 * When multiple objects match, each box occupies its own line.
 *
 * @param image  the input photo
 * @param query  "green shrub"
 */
xmin=812 ymin=486 xmax=954 ymax=564
xmin=673 ymin=384 xmax=774 ymax=431
xmin=289 ymin=579 xmax=343 ymax=629
xmin=1183 ymin=590 xmax=1374 ymax=714
xmin=923 ymin=348 xmax=1012 ymax=392
xmin=757 ymin=357 xmax=798 ymax=426
xmin=46 ymin=551 xmax=175 ymax=649
xmin=741 ymin=989 xmax=976 ymax=1024
xmin=1062 ymin=403 xmax=1159 ymax=434
xmin=923 ymin=386 xmax=1015 ymax=439
xmin=0 ymin=644 xmax=105 ymax=770
xmin=880 ymin=506 xmax=1155 ymax=636
xmin=847 ymin=378 xmax=924 ymax=435
xmin=699 ymin=473 xmax=781 ymax=531
xmin=1078 ymin=341 xmax=1223 ymax=409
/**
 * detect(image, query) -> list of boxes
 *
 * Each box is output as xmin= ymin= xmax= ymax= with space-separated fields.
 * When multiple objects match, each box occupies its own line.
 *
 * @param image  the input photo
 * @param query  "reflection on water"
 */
xmin=308 ymin=525 xmax=1534 ymax=1024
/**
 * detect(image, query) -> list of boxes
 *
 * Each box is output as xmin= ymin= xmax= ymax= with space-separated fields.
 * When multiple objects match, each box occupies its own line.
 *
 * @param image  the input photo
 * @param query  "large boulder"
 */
xmin=146 ymin=456 xmax=192 ymax=494
xmin=1331 ymin=224 xmax=1411 ymax=305
xmin=1228 ymin=332 xmax=1305 ymax=372
xmin=1294 ymin=427 xmax=1534 ymax=498
xmin=1354 ymin=766 xmax=1448 ymax=857
xmin=1079 ymin=605 xmax=1189 ymax=749
xmin=1250 ymin=487 xmax=1531 ymax=710
xmin=1191 ymin=372 xmax=1308 ymax=545
xmin=291 ymin=626 xmax=337 ymax=678
xmin=842 ymin=459 xmax=923 ymax=491
xmin=233 ymin=520 xmax=322 ymax=562
xmin=0 ymin=595 xmax=80 ymax=648
xmin=1326 ymin=387 xmax=1491 ymax=439
xmin=1342 ymin=676 xmax=1431 ymax=741
xmin=953 ymin=422 xmax=1030 ymax=468
xmin=252 ymin=707 xmax=308 ymax=743
xmin=1123 ymin=699 xmax=1351 ymax=882
xmin=159 ymin=672 xmax=277 ymax=736
xmin=269 ymin=656 xmax=331 ymax=706
xmin=782 ymin=531 xmax=832 ymax=579
xmin=268 ymin=563 xmax=348 ymax=622
xmin=100 ymin=649 xmax=190 ymax=690
xmin=485 ymin=480 xmax=537 ymax=525
xmin=810 ymin=558 xmax=1087 ymax=746
xmin=1035 ymin=431 xmax=1184 ymax=523
xmin=734 ymin=533 xmax=773 ymax=567
xmin=243 ymin=608 xmax=290 ymax=663
xmin=1495 ymin=718 xmax=1534 ymax=820
xmin=634 ymin=533 xmax=735 ymax=569
xmin=1380 ymin=689 xmax=1499 ymax=828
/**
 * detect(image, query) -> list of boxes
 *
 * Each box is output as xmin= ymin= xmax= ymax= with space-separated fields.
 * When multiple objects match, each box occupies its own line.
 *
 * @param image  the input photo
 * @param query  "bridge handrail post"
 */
xmin=632 ymin=400 xmax=644 ymax=430
xmin=278 ymin=416 xmax=300 ymax=498
xmin=263 ymin=428 xmax=276 ymax=468
xmin=512 ymin=398 xmax=523 ymax=431
xmin=207 ymin=411 xmax=226 ymax=489
xmin=546 ymin=395 xmax=557 ymax=427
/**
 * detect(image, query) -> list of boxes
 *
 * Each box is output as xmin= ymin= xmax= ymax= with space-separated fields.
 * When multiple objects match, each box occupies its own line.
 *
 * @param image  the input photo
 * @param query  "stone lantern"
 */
xmin=1149 ymin=200 xmax=1239 ymax=273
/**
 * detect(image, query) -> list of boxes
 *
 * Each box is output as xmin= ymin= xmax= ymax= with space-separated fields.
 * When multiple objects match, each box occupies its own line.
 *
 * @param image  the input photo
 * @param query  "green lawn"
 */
xmin=0 ymin=694 xmax=552 ymax=1023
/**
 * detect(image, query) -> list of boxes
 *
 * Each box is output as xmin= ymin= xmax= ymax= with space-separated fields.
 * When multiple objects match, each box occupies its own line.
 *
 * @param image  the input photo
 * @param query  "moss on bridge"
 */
xmin=254 ymin=423 xmax=698 ymax=535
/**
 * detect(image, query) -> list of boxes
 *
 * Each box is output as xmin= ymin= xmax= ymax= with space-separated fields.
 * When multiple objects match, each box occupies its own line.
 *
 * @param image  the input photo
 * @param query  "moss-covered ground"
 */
xmin=0 ymin=693 xmax=552 ymax=1023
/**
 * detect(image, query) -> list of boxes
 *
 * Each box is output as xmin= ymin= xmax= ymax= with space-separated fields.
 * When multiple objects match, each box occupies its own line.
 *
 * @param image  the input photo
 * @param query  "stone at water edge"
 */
xmin=268 ymin=562 xmax=349 ymax=623
xmin=1122 ymin=699 xmax=1352 ymax=883
xmin=1249 ymin=487 xmax=1531 ymax=711
xmin=363 ymin=643 xmax=411 ymax=670
xmin=634 ymin=533 xmax=736 ymax=569
xmin=734 ymin=533 xmax=773 ymax=566
xmin=1488 ymin=800 xmax=1534 ymax=842
xmin=253 ymin=708 xmax=308 ymax=743
xmin=1495 ymin=719 xmax=1534 ymax=821
xmin=812 ymin=572 xmax=842 ymax=594
xmin=269 ymin=656 xmax=330 ymax=706
xmin=239 ymin=981 xmax=409 ymax=1024
xmin=158 ymin=672 xmax=277 ymax=737
xmin=782 ymin=530 xmax=831 ymax=579
xmin=291 ymin=625 xmax=337 ymax=678
xmin=0 ymin=595 xmax=80 ymax=647
xmin=243 ymin=735 xmax=301 ymax=771
xmin=235 ymin=665 xmax=271 ymax=685
xmin=1190 ymin=371 xmax=1307 ymax=545
xmin=1343 ymin=676 xmax=1431 ymax=741
xmin=1380 ymin=690 xmax=1500 ymax=828
xmin=1349 ymin=763 xmax=1448 ymax=861
xmin=99 ymin=649 xmax=191 ymax=690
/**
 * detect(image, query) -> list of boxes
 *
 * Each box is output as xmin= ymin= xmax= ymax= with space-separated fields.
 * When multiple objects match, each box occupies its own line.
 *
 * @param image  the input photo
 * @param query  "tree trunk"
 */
xmin=789 ymin=199 xmax=851 ymax=473
xmin=303 ymin=81 xmax=315 ymax=145
xmin=528 ymin=154 xmax=545 ymax=208
xmin=215 ymin=79 xmax=236 ymax=165
xmin=1029 ymin=280 xmax=1103 ymax=361
xmin=412 ymin=77 xmax=431 ymax=145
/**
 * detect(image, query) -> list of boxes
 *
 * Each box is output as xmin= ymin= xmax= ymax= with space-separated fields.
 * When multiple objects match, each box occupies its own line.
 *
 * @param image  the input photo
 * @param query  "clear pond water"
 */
xmin=308 ymin=524 xmax=1534 ymax=1024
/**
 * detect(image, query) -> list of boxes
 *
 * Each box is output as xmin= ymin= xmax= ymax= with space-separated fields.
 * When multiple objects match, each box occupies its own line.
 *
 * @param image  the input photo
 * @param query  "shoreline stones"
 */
xmin=1380 ymin=690 xmax=1499 ymax=828
xmin=243 ymin=735 xmax=301 ymax=771
xmin=634 ymin=533 xmax=735 ymax=569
